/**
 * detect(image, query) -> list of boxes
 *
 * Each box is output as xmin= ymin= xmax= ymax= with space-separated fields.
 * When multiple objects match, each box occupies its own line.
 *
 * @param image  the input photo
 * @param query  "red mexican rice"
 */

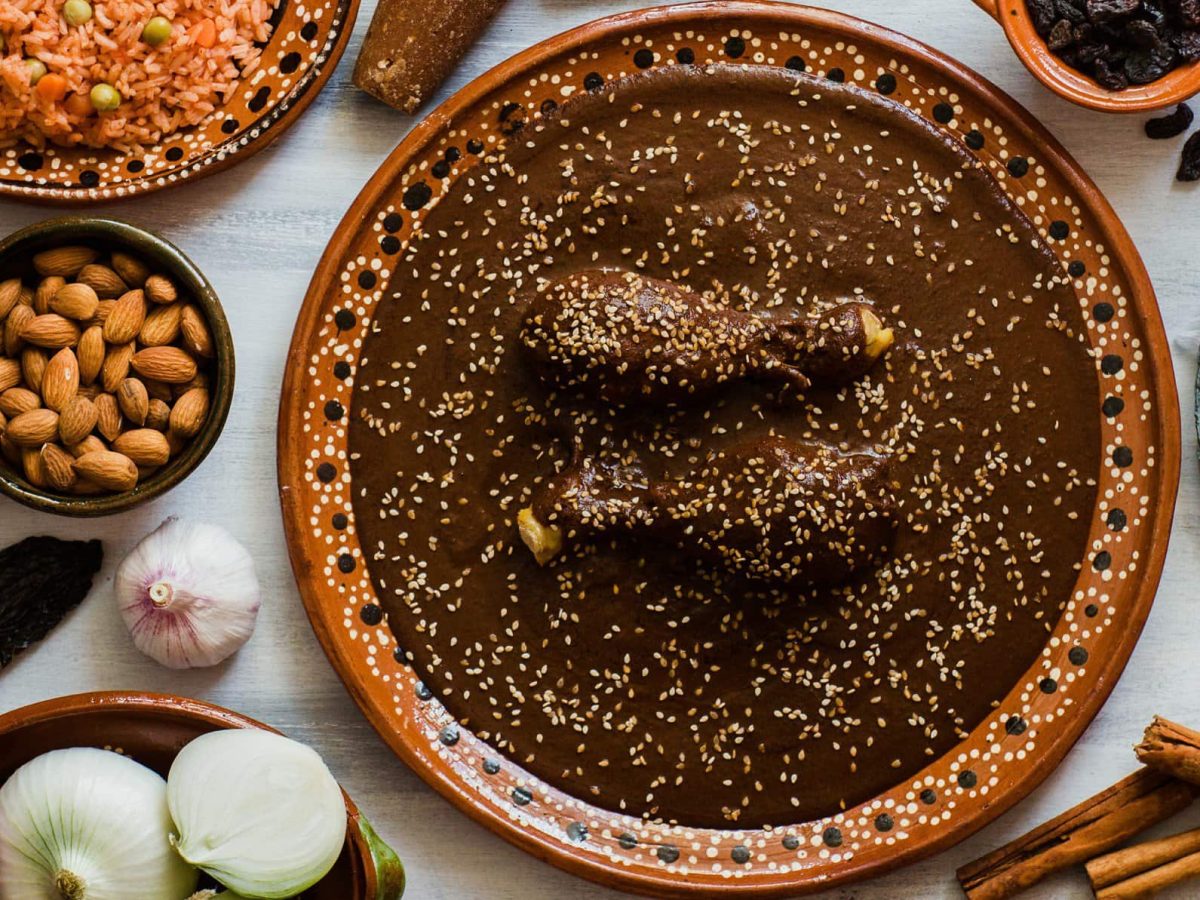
xmin=1 ymin=0 xmax=279 ymax=152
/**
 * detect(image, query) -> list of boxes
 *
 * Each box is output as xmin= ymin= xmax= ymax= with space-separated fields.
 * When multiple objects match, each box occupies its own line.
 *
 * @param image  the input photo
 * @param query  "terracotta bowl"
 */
xmin=0 ymin=0 xmax=359 ymax=204
xmin=973 ymin=0 xmax=1200 ymax=112
xmin=279 ymin=2 xmax=1179 ymax=896
xmin=0 ymin=692 xmax=405 ymax=899
xmin=0 ymin=216 xmax=234 ymax=517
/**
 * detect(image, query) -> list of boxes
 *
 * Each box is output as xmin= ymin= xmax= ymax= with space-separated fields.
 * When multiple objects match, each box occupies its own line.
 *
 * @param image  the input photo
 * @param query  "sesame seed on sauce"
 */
xmin=346 ymin=64 xmax=1100 ymax=827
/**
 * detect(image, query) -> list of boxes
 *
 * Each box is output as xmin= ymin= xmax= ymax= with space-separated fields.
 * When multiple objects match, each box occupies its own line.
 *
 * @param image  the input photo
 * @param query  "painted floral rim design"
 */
xmin=278 ymin=3 xmax=1180 ymax=895
xmin=0 ymin=0 xmax=359 ymax=204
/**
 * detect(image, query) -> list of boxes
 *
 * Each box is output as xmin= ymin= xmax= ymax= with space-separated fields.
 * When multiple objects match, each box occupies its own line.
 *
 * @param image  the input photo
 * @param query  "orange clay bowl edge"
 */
xmin=277 ymin=2 xmax=1181 ymax=896
xmin=974 ymin=0 xmax=1200 ymax=112
xmin=0 ymin=691 xmax=404 ymax=900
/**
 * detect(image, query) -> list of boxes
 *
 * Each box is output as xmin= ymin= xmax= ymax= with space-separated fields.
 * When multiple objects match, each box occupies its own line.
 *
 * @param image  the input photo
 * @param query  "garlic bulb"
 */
xmin=0 ymin=747 xmax=198 ymax=899
xmin=116 ymin=517 xmax=261 ymax=669
xmin=168 ymin=729 xmax=346 ymax=899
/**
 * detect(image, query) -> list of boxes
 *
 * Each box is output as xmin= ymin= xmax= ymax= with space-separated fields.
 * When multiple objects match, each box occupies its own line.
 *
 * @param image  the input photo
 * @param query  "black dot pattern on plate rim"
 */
xmin=1085 ymin=603 xmax=1100 ymax=618
xmin=383 ymin=212 xmax=403 ymax=233
xmin=438 ymin=725 xmax=459 ymax=747
xmin=78 ymin=170 xmax=99 ymax=188
xmin=1093 ymin=551 xmax=1112 ymax=571
xmin=1040 ymin=677 xmax=1058 ymax=694
xmin=634 ymin=48 xmax=655 ymax=69
xmin=1005 ymin=716 xmax=1027 ymax=735
xmin=403 ymin=182 xmax=433 ymax=210
xmin=279 ymin=52 xmax=302 ymax=75
xmin=1093 ymin=302 xmax=1115 ymax=323
xmin=827 ymin=67 xmax=846 ymax=82
xmin=656 ymin=845 xmax=679 ymax=863
xmin=785 ymin=55 xmax=806 ymax=71
xmin=1048 ymin=220 xmax=1070 ymax=240
xmin=467 ymin=138 xmax=484 ymax=154
xmin=316 ymin=462 xmax=336 ymax=483
xmin=359 ymin=602 xmax=382 ymax=625
xmin=338 ymin=553 xmax=356 ymax=574
xmin=392 ymin=646 xmax=405 ymax=663
xmin=875 ymin=813 xmax=894 ymax=832
xmin=965 ymin=129 xmax=985 ymax=150
xmin=334 ymin=309 xmax=355 ymax=330
xmin=444 ymin=147 xmax=461 ymax=162
xmin=324 ymin=400 xmax=344 ymax=421
xmin=512 ymin=787 xmax=533 ymax=806
xmin=1107 ymin=508 xmax=1127 ymax=531
xmin=782 ymin=834 xmax=800 ymax=850
xmin=127 ymin=159 xmax=145 ymax=173
xmin=483 ymin=758 xmax=501 ymax=774
xmin=1103 ymin=396 xmax=1125 ymax=418
xmin=1069 ymin=260 xmax=1087 ymax=278
xmin=584 ymin=72 xmax=604 ymax=91
xmin=165 ymin=146 xmax=183 ymax=162
xmin=1113 ymin=446 xmax=1134 ymax=468
xmin=249 ymin=87 xmax=270 ymax=112
xmin=676 ymin=47 xmax=695 ymax=65
xmin=221 ymin=118 xmax=239 ymax=135
xmin=18 ymin=152 xmax=43 ymax=171
xmin=724 ymin=36 xmax=746 ymax=58
xmin=301 ymin=21 xmax=319 ymax=41
xmin=357 ymin=270 xmax=377 ymax=290
xmin=618 ymin=832 xmax=638 ymax=849
xmin=380 ymin=235 xmax=401 ymax=255
xmin=731 ymin=845 xmax=751 ymax=864
xmin=566 ymin=822 xmax=588 ymax=842
xmin=414 ymin=681 xmax=433 ymax=701
xmin=333 ymin=360 xmax=352 ymax=380
xmin=431 ymin=160 xmax=451 ymax=179
xmin=1101 ymin=354 xmax=1123 ymax=375
xmin=933 ymin=102 xmax=954 ymax=124
xmin=957 ymin=770 xmax=977 ymax=789
xmin=875 ymin=72 xmax=897 ymax=94
xmin=331 ymin=512 xmax=348 ymax=530
xmin=1069 ymin=646 xmax=1089 ymax=665
xmin=822 ymin=826 xmax=842 ymax=848
xmin=920 ymin=789 xmax=937 ymax=804
xmin=1007 ymin=156 xmax=1030 ymax=177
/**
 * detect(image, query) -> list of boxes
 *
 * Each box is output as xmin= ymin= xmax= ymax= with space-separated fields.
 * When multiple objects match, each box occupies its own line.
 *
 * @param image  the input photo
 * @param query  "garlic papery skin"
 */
xmin=168 ymin=729 xmax=347 ymax=899
xmin=116 ymin=517 xmax=261 ymax=669
xmin=0 ymin=747 xmax=199 ymax=900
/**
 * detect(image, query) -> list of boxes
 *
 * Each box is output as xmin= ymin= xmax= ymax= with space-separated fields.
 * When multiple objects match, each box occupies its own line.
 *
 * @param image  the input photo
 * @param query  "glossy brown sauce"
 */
xmin=349 ymin=64 xmax=1100 ymax=827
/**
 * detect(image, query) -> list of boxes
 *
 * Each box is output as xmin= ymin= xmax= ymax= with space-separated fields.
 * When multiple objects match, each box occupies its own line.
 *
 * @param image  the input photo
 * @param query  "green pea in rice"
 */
xmin=0 ymin=0 xmax=279 ymax=153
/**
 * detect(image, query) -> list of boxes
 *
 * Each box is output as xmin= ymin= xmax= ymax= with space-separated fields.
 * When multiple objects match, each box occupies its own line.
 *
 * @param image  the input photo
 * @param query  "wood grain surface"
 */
xmin=2 ymin=2 xmax=1199 ymax=897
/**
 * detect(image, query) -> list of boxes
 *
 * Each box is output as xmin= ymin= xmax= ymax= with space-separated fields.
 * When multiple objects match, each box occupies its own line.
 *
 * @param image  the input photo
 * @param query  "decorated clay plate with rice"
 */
xmin=279 ymin=2 xmax=1180 ymax=895
xmin=0 ymin=0 xmax=359 ymax=204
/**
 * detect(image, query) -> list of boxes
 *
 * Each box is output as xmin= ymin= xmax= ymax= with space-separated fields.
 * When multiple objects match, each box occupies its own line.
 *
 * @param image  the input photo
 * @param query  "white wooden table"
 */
xmin=2 ymin=2 xmax=1199 ymax=897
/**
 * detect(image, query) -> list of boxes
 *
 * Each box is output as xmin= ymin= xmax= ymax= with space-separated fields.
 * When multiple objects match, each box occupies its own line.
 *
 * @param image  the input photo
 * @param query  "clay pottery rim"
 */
xmin=972 ymin=0 xmax=1200 ymax=112
xmin=0 ymin=216 xmax=234 ymax=517
xmin=278 ymin=2 xmax=1180 ymax=896
xmin=0 ymin=691 xmax=405 ymax=899
xmin=0 ymin=0 xmax=361 ymax=205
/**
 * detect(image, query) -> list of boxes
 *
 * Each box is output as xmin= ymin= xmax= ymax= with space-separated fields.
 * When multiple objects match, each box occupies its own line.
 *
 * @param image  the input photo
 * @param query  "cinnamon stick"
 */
xmin=1087 ymin=826 xmax=1200 ymax=889
xmin=1136 ymin=717 xmax=1200 ymax=785
xmin=956 ymin=768 xmax=1196 ymax=900
xmin=1096 ymin=849 xmax=1200 ymax=900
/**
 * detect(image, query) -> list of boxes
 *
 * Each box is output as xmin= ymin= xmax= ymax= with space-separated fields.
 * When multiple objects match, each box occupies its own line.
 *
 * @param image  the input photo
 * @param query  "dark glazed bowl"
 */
xmin=0 ymin=217 xmax=234 ymax=516
xmin=0 ymin=692 xmax=405 ymax=899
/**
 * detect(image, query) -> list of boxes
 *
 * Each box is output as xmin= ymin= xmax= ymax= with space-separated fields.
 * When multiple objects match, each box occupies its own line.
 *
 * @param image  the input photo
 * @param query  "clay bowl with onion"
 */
xmin=0 ymin=692 xmax=405 ymax=899
xmin=972 ymin=0 xmax=1200 ymax=111
xmin=0 ymin=216 xmax=233 ymax=516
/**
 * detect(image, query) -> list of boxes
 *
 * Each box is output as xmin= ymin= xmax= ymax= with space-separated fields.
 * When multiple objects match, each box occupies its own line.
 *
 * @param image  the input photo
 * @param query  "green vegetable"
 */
xmin=24 ymin=58 xmax=46 ymax=85
xmin=62 ymin=0 xmax=92 ymax=26
xmin=141 ymin=16 xmax=172 ymax=47
xmin=89 ymin=82 xmax=121 ymax=112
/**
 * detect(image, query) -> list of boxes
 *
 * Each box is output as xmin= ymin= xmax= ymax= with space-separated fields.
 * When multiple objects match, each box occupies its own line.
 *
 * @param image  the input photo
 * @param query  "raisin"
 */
xmin=1087 ymin=0 xmax=1141 ymax=23
xmin=1174 ymin=28 xmax=1200 ymax=59
xmin=1178 ymin=130 xmax=1200 ymax=181
xmin=0 ymin=537 xmax=103 ymax=667
xmin=1050 ymin=18 xmax=1078 ymax=46
xmin=1176 ymin=0 xmax=1200 ymax=28
xmin=1125 ymin=47 xmax=1175 ymax=82
xmin=1145 ymin=102 xmax=1194 ymax=138
xmin=1058 ymin=0 xmax=1091 ymax=23
xmin=1126 ymin=18 xmax=1166 ymax=48
xmin=1029 ymin=0 xmax=1060 ymax=32
xmin=1094 ymin=57 xmax=1133 ymax=87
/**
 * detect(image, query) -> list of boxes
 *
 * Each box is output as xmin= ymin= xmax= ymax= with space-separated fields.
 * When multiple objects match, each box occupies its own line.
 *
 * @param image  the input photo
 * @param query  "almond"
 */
xmin=172 ymin=371 xmax=209 ymax=400
xmin=4 ymin=305 xmax=34 ymax=356
xmin=41 ymin=443 xmax=76 ymax=491
xmin=0 ymin=358 xmax=20 ymax=392
xmin=113 ymin=428 xmax=170 ymax=467
xmin=76 ymin=263 xmax=127 ymax=298
xmin=40 ymin=348 xmax=79 ymax=412
xmin=74 ymin=450 xmax=138 ymax=492
xmin=77 ymin=325 xmax=104 ymax=385
xmin=90 ymin=298 xmax=115 ymax=326
xmin=67 ymin=434 xmax=106 ymax=458
xmin=49 ymin=282 xmax=99 ymax=321
xmin=180 ymin=305 xmax=215 ymax=358
xmin=33 ymin=245 xmax=98 ymax=277
xmin=0 ymin=387 xmax=40 ymax=418
xmin=34 ymin=276 xmax=65 ymax=315
xmin=22 ymin=447 xmax=47 ymax=488
xmin=20 ymin=347 xmax=47 ymax=392
xmin=76 ymin=383 xmax=100 ymax=400
xmin=59 ymin=396 xmax=98 ymax=445
xmin=101 ymin=341 xmax=134 ymax=393
xmin=103 ymin=289 xmax=146 ymax=344
xmin=6 ymin=408 xmax=59 ymax=447
xmin=144 ymin=273 xmax=178 ymax=305
xmin=130 ymin=346 xmax=196 ymax=384
xmin=165 ymin=429 xmax=189 ymax=458
xmin=110 ymin=251 xmax=150 ymax=288
xmin=94 ymin=393 xmax=122 ymax=442
xmin=168 ymin=387 xmax=210 ymax=439
xmin=139 ymin=303 xmax=183 ymax=346
xmin=0 ymin=433 xmax=20 ymax=466
xmin=117 ymin=378 xmax=149 ymax=425
xmin=146 ymin=398 xmax=171 ymax=432
xmin=143 ymin=379 xmax=174 ymax=403
xmin=21 ymin=314 xmax=80 ymax=349
xmin=0 ymin=278 xmax=23 ymax=320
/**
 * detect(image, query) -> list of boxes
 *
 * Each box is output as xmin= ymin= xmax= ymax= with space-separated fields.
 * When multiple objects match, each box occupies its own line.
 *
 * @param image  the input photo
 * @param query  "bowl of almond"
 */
xmin=0 ymin=217 xmax=233 ymax=516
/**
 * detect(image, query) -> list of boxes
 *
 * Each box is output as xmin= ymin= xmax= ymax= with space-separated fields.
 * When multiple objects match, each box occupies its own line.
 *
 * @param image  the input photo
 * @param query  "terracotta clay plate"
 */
xmin=278 ymin=2 xmax=1180 ymax=895
xmin=0 ymin=0 xmax=359 ymax=204
xmin=0 ymin=692 xmax=404 ymax=899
